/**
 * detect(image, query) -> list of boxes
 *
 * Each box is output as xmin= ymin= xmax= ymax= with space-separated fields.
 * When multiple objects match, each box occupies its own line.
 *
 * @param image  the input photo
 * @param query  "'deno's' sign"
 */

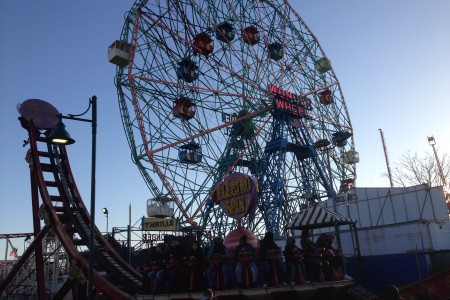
xmin=143 ymin=217 xmax=179 ymax=231
xmin=214 ymin=172 xmax=257 ymax=220
xmin=270 ymin=84 xmax=312 ymax=118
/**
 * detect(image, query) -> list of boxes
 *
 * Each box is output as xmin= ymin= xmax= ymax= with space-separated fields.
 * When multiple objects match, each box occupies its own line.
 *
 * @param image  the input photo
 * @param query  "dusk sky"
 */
xmin=1 ymin=1 xmax=449 ymax=258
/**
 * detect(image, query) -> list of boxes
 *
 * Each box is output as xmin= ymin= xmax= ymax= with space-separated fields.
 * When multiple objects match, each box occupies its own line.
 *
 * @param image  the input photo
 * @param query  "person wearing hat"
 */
xmin=206 ymin=236 xmax=230 ymax=289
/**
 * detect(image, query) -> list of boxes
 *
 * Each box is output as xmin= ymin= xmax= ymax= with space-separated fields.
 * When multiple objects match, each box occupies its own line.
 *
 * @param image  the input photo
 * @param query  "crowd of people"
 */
xmin=140 ymin=229 xmax=352 ymax=294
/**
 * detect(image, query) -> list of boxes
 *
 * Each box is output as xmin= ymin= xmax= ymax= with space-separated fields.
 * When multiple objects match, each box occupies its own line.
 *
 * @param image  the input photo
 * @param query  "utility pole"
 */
xmin=379 ymin=129 xmax=394 ymax=187
xmin=427 ymin=136 xmax=448 ymax=196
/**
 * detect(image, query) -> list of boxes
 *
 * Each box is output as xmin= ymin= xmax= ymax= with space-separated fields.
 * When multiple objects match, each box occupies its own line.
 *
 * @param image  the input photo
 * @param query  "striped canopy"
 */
xmin=287 ymin=204 xmax=357 ymax=230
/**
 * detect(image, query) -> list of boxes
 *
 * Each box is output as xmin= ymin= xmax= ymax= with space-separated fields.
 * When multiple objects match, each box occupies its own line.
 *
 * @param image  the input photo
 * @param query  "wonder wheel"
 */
xmin=110 ymin=0 xmax=358 ymax=239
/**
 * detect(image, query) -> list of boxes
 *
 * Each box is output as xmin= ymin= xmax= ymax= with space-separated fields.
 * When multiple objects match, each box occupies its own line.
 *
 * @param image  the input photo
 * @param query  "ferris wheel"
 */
xmin=109 ymin=0 xmax=358 ymax=239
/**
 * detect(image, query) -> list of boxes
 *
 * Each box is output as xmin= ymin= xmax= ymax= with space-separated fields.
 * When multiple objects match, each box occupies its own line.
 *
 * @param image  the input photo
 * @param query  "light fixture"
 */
xmin=102 ymin=207 xmax=109 ymax=235
xmin=48 ymin=115 xmax=75 ymax=145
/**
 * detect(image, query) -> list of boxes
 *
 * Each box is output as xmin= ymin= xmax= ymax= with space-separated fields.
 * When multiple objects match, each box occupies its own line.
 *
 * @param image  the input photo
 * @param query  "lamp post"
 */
xmin=48 ymin=95 xmax=97 ymax=300
xmin=102 ymin=207 xmax=109 ymax=235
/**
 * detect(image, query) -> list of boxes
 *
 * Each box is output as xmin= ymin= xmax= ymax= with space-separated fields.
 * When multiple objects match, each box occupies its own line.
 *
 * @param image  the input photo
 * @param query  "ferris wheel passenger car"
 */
xmin=179 ymin=142 xmax=203 ymax=164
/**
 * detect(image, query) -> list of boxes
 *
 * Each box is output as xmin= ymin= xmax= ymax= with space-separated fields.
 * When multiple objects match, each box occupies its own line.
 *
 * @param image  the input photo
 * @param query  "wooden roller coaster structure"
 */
xmin=0 ymin=118 xmax=142 ymax=299
xmin=1 ymin=116 xmax=356 ymax=300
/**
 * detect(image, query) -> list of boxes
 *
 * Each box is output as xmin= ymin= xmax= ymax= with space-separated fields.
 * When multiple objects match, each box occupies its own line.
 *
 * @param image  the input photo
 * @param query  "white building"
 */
xmin=318 ymin=184 xmax=450 ymax=256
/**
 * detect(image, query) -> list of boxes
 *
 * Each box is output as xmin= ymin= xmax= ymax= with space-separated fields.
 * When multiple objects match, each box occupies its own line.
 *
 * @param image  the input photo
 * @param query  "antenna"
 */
xmin=379 ymin=129 xmax=394 ymax=187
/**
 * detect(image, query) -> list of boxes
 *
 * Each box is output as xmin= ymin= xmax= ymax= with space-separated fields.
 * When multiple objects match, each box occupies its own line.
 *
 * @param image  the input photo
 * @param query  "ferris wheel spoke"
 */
xmin=147 ymin=105 xmax=270 ymax=156
xmin=190 ymin=118 xmax=272 ymax=220
xmin=207 ymin=4 xmax=268 ymax=87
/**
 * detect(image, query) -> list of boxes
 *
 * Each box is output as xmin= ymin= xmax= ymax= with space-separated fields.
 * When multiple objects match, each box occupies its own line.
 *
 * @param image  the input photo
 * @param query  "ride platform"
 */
xmin=136 ymin=280 xmax=353 ymax=300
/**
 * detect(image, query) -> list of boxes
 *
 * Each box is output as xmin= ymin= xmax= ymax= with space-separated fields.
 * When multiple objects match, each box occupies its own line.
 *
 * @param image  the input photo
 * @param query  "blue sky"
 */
xmin=1 ymin=1 xmax=449 ymax=258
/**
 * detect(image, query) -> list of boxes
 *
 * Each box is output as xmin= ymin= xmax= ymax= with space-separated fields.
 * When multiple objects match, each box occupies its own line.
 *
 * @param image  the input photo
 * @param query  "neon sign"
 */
xmin=269 ymin=84 xmax=312 ymax=119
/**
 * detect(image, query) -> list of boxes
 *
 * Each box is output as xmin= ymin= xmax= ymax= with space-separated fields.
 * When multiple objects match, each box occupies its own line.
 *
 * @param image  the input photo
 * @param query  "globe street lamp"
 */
xmin=48 ymin=95 xmax=97 ymax=300
xmin=102 ymin=207 xmax=109 ymax=235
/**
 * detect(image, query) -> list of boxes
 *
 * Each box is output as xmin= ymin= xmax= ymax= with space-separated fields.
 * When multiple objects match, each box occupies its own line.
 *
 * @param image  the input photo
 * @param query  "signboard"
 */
xmin=19 ymin=99 xmax=60 ymax=129
xmin=269 ymin=84 xmax=312 ymax=119
xmin=213 ymin=172 xmax=257 ymax=219
xmin=142 ymin=217 xmax=179 ymax=231
xmin=142 ymin=233 xmax=166 ymax=242
xmin=221 ymin=112 xmax=236 ymax=135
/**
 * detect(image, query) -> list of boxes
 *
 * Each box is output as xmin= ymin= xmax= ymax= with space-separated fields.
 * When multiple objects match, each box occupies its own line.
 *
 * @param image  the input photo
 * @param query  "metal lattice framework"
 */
xmin=114 ymin=0 xmax=356 ymax=239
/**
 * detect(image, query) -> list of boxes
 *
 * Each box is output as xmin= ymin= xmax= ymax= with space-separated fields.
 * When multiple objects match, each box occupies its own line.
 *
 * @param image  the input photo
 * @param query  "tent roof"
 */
xmin=287 ymin=204 xmax=357 ymax=230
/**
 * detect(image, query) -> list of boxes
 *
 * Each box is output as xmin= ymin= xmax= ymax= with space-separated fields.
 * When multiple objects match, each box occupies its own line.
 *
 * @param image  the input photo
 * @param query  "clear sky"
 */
xmin=1 ymin=1 xmax=449 ymax=259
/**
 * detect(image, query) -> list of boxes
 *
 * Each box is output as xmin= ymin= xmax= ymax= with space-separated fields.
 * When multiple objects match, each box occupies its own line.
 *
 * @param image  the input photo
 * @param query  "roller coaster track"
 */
xmin=0 ymin=118 xmax=142 ymax=299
